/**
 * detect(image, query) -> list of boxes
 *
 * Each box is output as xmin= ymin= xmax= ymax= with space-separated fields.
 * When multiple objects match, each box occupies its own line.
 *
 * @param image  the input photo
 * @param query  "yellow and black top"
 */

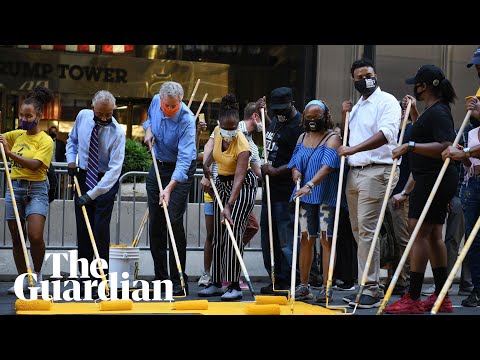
xmin=2 ymin=130 xmax=53 ymax=181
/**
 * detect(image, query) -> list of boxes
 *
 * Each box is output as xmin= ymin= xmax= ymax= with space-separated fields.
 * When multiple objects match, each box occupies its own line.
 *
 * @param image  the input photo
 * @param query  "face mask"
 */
xmin=49 ymin=131 xmax=57 ymax=139
xmin=161 ymin=102 xmax=181 ymax=118
xmin=413 ymin=85 xmax=423 ymax=102
xmin=273 ymin=107 xmax=292 ymax=122
xmin=94 ymin=115 xmax=112 ymax=127
xmin=306 ymin=117 xmax=325 ymax=132
xmin=219 ymin=128 xmax=238 ymax=142
xmin=20 ymin=118 xmax=38 ymax=130
xmin=354 ymin=77 xmax=377 ymax=95
xmin=471 ymin=117 xmax=480 ymax=128
xmin=255 ymin=120 xmax=263 ymax=133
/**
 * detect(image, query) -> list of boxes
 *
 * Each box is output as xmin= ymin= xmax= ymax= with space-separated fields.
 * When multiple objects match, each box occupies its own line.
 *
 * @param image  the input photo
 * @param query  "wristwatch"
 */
xmin=463 ymin=147 xmax=471 ymax=158
xmin=400 ymin=190 xmax=410 ymax=197
xmin=306 ymin=181 xmax=315 ymax=190
xmin=408 ymin=141 xmax=416 ymax=152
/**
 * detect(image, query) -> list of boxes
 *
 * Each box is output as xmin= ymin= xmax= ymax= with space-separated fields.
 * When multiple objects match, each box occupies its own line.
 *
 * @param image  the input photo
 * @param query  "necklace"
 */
xmin=418 ymin=99 xmax=440 ymax=119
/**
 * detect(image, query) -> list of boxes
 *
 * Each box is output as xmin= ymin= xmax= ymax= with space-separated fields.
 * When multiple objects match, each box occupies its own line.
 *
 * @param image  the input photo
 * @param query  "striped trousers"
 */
xmin=212 ymin=170 xmax=257 ymax=283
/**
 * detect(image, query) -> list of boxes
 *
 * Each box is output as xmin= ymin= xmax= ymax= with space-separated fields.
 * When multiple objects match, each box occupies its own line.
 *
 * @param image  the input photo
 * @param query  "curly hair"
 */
xmin=23 ymin=85 xmax=54 ymax=114
xmin=301 ymin=100 xmax=334 ymax=131
xmin=219 ymin=93 xmax=239 ymax=124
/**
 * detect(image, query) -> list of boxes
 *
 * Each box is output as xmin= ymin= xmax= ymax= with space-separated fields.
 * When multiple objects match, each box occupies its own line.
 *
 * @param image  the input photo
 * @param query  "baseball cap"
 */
xmin=270 ymin=87 xmax=293 ymax=110
xmin=467 ymin=47 xmax=480 ymax=68
xmin=405 ymin=64 xmax=445 ymax=86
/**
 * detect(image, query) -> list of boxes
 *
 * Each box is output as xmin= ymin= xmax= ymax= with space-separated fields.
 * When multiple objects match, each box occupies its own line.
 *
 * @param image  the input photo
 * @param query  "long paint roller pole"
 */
xmin=432 ymin=214 xmax=480 ymax=314
xmin=377 ymin=108 xmax=473 ymax=315
xmin=150 ymin=140 xmax=187 ymax=295
xmin=73 ymin=175 xmax=110 ymax=297
xmin=260 ymin=107 xmax=276 ymax=289
xmin=132 ymin=208 xmax=149 ymax=248
xmin=325 ymin=111 xmax=350 ymax=308
xmin=195 ymin=94 xmax=208 ymax=154
xmin=209 ymin=177 xmax=255 ymax=297
xmin=352 ymin=101 xmax=412 ymax=310
xmin=187 ymin=79 xmax=201 ymax=109
xmin=290 ymin=179 xmax=301 ymax=314
xmin=0 ymin=143 xmax=35 ymax=287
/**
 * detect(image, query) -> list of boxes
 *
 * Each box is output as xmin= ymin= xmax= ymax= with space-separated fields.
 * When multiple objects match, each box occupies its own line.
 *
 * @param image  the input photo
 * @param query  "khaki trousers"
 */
xmin=346 ymin=165 xmax=399 ymax=297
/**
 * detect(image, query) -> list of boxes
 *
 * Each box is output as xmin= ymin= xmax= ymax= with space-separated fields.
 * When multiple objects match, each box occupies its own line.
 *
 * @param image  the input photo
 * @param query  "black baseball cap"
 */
xmin=467 ymin=47 xmax=480 ymax=68
xmin=270 ymin=87 xmax=293 ymax=110
xmin=405 ymin=64 xmax=445 ymax=86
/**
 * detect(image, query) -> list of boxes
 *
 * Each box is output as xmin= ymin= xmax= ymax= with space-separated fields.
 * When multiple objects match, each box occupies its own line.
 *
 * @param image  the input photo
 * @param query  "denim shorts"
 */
xmin=299 ymin=203 xmax=335 ymax=238
xmin=5 ymin=179 xmax=49 ymax=220
xmin=204 ymin=200 xmax=214 ymax=216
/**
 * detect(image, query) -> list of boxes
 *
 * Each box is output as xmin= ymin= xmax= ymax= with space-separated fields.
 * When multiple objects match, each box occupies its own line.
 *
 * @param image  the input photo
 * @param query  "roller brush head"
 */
xmin=255 ymin=295 xmax=288 ymax=305
xmin=15 ymin=299 xmax=52 ymax=311
xmin=244 ymin=304 xmax=281 ymax=315
xmin=99 ymin=300 xmax=133 ymax=311
xmin=173 ymin=300 xmax=208 ymax=310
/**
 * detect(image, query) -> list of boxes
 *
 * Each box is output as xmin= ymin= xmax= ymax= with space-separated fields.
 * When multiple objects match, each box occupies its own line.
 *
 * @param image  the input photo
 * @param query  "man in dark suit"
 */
xmin=48 ymin=126 xmax=66 ymax=162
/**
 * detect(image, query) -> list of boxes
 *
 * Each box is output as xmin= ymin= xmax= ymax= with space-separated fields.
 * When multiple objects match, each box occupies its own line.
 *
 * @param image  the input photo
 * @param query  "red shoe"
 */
xmin=384 ymin=293 xmax=425 ymax=314
xmin=421 ymin=293 xmax=453 ymax=313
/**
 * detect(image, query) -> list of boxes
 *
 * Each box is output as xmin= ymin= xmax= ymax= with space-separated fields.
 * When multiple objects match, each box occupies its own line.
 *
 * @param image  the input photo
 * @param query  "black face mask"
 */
xmin=93 ymin=115 xmax=112 ymax=127
xmin=354 ymin=77 xmax=377 ymax=95
xmin=471 ymin=117 xmax=480 ymax=128
xmin=306 ymin=118 xmax=325 ymax=132
xmin=413 ymin=85 xmax=424 ymax=101
xmin=273 ymin=107 xmax=293 ymax=121
xmin=49 ymin=132 xmax=56 ymax=139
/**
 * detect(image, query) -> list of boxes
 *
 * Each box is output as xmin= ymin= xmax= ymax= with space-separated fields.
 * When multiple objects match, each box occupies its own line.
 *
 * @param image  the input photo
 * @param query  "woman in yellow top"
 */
xmin=0 ymin=86 xmax=54 ymax=293
xmin=199 ymin=94 xmax=257 ymax=301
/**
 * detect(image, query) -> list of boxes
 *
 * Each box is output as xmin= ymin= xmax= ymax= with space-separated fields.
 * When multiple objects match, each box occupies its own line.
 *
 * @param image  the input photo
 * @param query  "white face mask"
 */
xmin=255 ymin=120 xmax=263 ymax=133
xmin=219 ymin=128 xmax=238 ymax=142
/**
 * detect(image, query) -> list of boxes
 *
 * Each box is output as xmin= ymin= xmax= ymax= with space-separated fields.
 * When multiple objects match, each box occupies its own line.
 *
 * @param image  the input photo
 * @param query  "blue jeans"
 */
xmin=261 ymin=199 xmax=295 ymax=286
xmin=146 ymin=160 xmax=196 ymax=286
xmin=461 ymin=177 xmax=480 ymax=289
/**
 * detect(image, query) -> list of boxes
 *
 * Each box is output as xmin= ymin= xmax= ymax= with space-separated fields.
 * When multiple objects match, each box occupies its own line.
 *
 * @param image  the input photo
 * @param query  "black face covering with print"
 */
xmin=306 ymin=117 xmax=325 ymax=132
xmin=354 ymin=77 xmax=377 ymax=96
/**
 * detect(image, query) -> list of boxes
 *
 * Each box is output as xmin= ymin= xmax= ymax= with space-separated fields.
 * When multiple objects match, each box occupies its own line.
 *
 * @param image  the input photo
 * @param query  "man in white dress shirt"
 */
xmin=338 ymin=58 xmax=401 ymax=308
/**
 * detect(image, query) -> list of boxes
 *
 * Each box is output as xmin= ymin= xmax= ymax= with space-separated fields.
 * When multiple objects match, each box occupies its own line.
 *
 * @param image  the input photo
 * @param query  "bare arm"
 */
xmin=5 ymin=152 xmax=43 ymax=171
xmin=413 ymin=141 xmax=451 ymax=159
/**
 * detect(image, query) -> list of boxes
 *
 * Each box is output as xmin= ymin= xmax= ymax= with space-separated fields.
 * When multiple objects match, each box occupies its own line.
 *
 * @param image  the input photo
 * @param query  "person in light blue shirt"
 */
xmin=143 ymin=81 xmax=197 ymax=296
xmin=66 ymin=90 xmax=125 ymax=295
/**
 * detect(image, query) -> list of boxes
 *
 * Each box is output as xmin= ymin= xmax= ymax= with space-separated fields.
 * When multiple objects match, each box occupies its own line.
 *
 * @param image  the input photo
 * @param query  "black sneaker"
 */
xmin=461 ymin=288 xmax=480 ymax=307
xmin=349 ymin=294 xmax=382 ymax=309
xmin=173 ymin=283 xmax=189 ymax=296
xmin=260 ymin=283 xmax=288 ymax=295
xmin=342 ymin=293 xmax=357 ymax=304
xmin=333 ymin=282 xmax=355 ymax=291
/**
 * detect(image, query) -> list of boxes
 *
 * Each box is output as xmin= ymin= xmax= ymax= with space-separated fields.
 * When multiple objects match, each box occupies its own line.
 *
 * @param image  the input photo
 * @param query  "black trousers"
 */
xmin=146 ymin=160 xmax=196 ymax=286
xmin=74 ymin=170 xmax=119 ymax=279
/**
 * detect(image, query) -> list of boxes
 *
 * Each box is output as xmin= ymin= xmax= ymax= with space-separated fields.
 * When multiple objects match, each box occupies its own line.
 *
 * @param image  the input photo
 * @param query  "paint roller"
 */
xmin=173 ymin=300 xmax=209 ymax=310
xmin=73 ymin=176 xmax=135 ymax=311
xmin=244 ymin=304 xmax=281 ymax=315
xmin=260 ymin=108 xmax=289 ymax=299
xmin=99 ymin=299 xmax=134 ymax=311
xmin=149 ymin=140 xmax=188 ymax=297
xmin=15 ymin=299 xmax=52 ymax=311
xmin=0 ymin=143 xmax=35 ymax=288
xmin=255 ymin=295 xmax=288 ymax=305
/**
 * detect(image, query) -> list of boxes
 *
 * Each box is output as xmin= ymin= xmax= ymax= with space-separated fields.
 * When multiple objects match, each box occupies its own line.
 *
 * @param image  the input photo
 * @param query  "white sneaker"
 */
xmin=198 ymin=271 xmax=211 ymax=286
xmin=421 ymin=284 xmax=452 ymax=296
xmin=7 ymin=274 xmax=31 ymax=294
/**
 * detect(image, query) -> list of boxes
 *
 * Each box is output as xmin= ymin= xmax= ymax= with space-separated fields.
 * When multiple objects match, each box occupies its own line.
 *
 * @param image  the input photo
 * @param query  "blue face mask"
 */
xmin=20 ymin=118 xmax=38 ymax=130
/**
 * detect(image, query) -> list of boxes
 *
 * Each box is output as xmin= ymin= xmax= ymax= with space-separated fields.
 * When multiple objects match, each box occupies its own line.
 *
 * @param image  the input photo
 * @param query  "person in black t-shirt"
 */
xmin=259 ymin=87 xmax=304 ymax=293
xmin=386 ymin=65 xmax=458 ymax=314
